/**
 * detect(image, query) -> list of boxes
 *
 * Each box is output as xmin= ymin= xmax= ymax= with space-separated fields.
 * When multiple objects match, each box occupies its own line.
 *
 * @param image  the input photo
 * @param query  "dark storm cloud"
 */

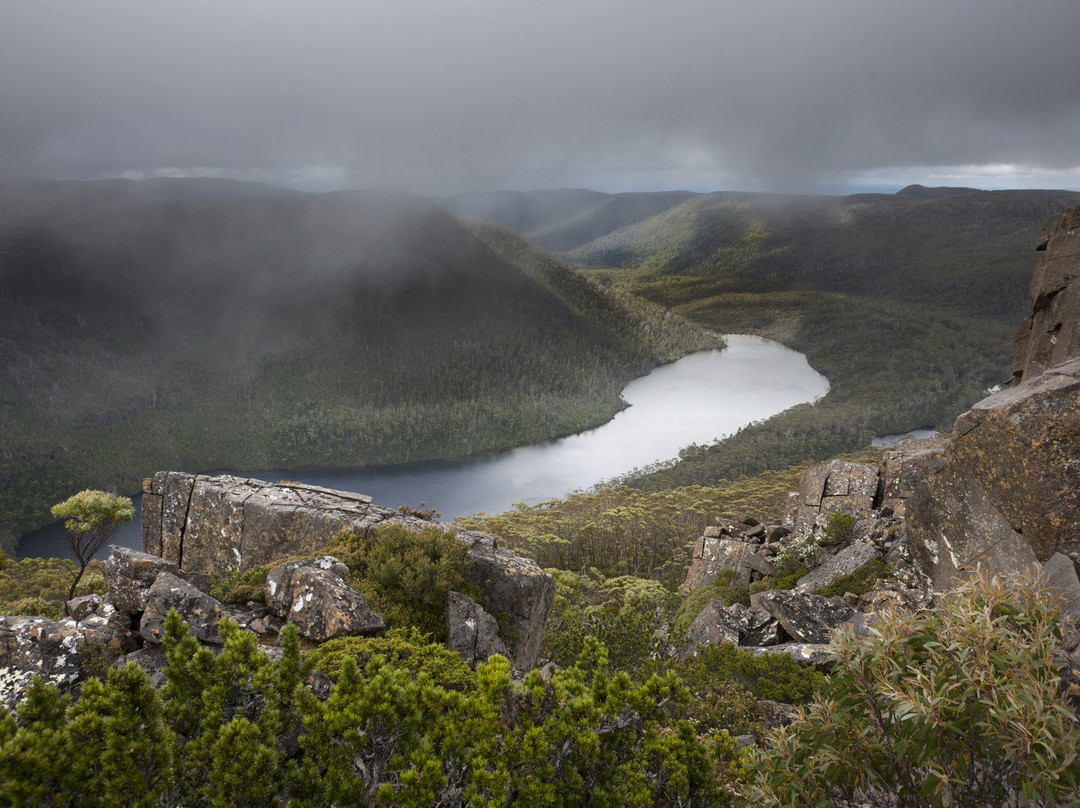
xmin=1 ymin=0 xmax=1079 ymax=192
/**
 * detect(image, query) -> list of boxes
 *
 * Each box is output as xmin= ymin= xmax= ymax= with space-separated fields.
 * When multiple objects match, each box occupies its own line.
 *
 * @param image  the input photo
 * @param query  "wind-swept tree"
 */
xmin=50 ymin=490 xmax=134 ymax=603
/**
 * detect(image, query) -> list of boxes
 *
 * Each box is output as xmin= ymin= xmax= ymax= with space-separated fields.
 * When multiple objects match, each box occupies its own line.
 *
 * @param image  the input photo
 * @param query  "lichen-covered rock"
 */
xmin=0 ymin=616 xmax=126 ymax=710
xmin=750 ymin=590 xmax=855 ymax=644
xmin=66 ymin=594 xmax=104 ymax=621
xmin=102 ymin=546 xmax=181 ymax=616
xmin=686 ymin=600 xmax=781 ymax=648
xmin=446 ymin=590 xmax=509 ymax=668
xmin=683 ymin=538 xmax=774 ymax=591
xmin=747 ymin=643 xmax=835 ymax=670
xmin=265 ymin=557 xmax=384 ymax=642
xmin=795 ymin=542 xmax=881 ymax=594
xmin=140 ymin=572 xmax=226 ymax=645
xmin=141 ymin=473 xmax=554 ymax=671
xmin=687 ymin=599 xmax=743 ymax=646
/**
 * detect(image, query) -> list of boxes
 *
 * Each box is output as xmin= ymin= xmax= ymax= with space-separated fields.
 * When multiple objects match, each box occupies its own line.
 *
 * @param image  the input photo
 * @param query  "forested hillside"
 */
xmin=504 ymin=186 xmax=1080 ymax=488
xmin=0 ymin=180 xmax=720 ymax=547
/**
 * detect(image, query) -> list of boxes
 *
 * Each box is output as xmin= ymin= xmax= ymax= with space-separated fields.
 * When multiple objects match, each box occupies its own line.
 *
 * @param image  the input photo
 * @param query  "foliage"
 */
xmin=773 ymin=532 xmax=821 ymax=569
xmin=813 ymin=558 xmax=892 ymax=599
xmin=50 ymin=490 xmax=134 ymax=602
xmin=0 ymin=557 xmax=106 ymax=616
xmin=541 ymin=570 xmax=676 ymax=671
xmin=326 ymin=524 xmax=480 ymax=641
xmin=751 ymin=574 xmax=1080 ymax=806
xmin=747 ymin=562 xmax=807 ymax=596
xmin=208 ymin=564 xmax=269 ymax=606
xmin=307 ymin=627 xmax=477 ymax=691
xmin=660 ymin=642 xmax=826 ymax=706
xmin=821 ymin=512 xmax=856 ymax=546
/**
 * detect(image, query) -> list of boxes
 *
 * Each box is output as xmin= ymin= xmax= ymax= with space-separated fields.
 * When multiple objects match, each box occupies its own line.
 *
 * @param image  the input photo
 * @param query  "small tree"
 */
xmin=51 ymin=490 xmax=134 ymax=603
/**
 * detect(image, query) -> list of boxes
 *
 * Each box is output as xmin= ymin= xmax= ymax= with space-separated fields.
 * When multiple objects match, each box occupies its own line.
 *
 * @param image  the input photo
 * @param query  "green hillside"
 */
xmin=0 ymin=180 xmax=719 ymax=546
xmin=550 ymin=187 xmax=1080 ymax=488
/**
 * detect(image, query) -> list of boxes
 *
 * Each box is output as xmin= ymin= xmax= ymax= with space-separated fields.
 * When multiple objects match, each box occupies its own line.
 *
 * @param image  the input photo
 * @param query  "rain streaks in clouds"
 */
xmin=1 ymin=0 xmax=1079 ymax=194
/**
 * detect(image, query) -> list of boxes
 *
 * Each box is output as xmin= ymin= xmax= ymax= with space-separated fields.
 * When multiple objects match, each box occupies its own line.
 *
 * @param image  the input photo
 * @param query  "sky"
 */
xmin=2 ymin=0 xmax=1079 ymax=196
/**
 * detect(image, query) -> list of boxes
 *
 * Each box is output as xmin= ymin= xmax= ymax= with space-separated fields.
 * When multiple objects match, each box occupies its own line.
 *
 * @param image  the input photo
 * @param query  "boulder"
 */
xmin=750 ymin=590 xmax=854 ymax=644
xmin=759 ymin=700 xmax=796 ymax=729
xmin=140 ymin=572 xmax=226 ymax=645
xmin=265 ymin=557 xmax=385 ymax=642
xmin=67 ymin=594 xmax=104 ymax=621
xmin=686 ymin=599 xmax=742 ymax=647
xmin=445 ymin=590 xmax=509 ymax=667
xmin=0 ymin=616 xmax=127 ymax=710
xmin=683 ymin=538 xmax=773 ymax=591
xmin=102 ymin=546 xmax=181 ymax=616
xmin=747 ymin=643 xmax=835 ymax=670
xmin=687 ymin=600 xmax=782 ymax=648
xmin=141 ymin=473 xmax=554 ymax=671
xmin=795 ymin=542 xmax=881 ymax=594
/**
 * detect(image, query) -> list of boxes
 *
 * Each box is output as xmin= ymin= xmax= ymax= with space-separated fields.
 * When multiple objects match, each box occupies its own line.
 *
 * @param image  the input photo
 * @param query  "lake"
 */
xmin=19 ymin=334 xmax=829 ymax=559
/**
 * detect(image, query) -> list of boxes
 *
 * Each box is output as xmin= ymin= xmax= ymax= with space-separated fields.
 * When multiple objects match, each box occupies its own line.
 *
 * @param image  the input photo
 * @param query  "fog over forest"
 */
xmin=2 ymin=0 xmax=1079 ymax=194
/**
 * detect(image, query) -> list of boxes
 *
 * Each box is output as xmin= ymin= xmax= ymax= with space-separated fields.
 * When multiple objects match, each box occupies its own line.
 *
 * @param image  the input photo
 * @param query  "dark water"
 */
xmin=19 ymin=335 xmax=829 ymax=560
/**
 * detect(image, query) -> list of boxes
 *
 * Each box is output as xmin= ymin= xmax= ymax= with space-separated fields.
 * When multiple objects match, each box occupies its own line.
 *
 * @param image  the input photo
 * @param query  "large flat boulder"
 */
xmin=142 ymin=473 xmax=554 ymax=671
xmin=750 ymin=590 xmax=854 ymax=644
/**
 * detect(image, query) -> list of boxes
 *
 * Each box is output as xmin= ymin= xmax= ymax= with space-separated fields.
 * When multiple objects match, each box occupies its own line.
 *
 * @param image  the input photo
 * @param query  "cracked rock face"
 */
xmin=102 ymin=546 xmax=182 ymax=616
xmin=445 ymin=590 xmax=508 ymax=668
xmin=750 ymin=590 xmax=855 ymax=645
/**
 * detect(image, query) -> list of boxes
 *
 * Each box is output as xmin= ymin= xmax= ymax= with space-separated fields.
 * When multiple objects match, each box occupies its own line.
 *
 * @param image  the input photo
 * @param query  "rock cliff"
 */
xmin=141 ymin=472 xmax=555 ymax=670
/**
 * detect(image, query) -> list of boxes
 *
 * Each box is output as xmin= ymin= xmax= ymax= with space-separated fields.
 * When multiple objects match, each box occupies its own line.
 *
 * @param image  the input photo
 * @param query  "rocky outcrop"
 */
xmin=795 ymin=542 xmax=881 ymax=594
xmin=142 ymin=472 xmax=554 ymax=670
xmin=785 ymin=460 xmax=881 ymax=534
xmin=906 ymin=357 xmax=1080 ymax=590
xmin=102 ymin=546 xmax=181 ymax=616
xmin=265 ymin=557 xmax=385 ymax=642
xmin=751 ymin=590 xmax=855 ymax=644
xmin=1011 ymin=205 xmax=1080 ymax=384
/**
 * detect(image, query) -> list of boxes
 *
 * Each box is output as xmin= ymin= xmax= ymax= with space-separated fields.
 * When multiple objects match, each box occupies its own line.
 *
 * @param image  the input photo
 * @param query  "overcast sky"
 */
xmin=2 ymin=0 xmax=1079 ymax=195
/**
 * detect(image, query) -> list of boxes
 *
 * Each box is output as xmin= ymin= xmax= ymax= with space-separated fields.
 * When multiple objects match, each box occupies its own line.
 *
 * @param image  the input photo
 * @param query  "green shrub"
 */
xmin=747 ymin=562 xmax=808 ymax=597
xmin=326 ymin=524 xmax=480 ymax=641
xmin=0 ymin=558 xmax=106 ymax=616
xmin=307 ymin=627 xmax=476 ymax=691
xmin=821 ymin=512 xmax=857 ymax=545
xmin=665 ymin=641 xmax=826 ymax=706
xmin=7 ymin=596 xmax=63 ymax=619
xmin=752 ymin=574 xmax=1080 ymax=806
xmin=813 ymin=558 xmax=892 ymax=598
xmin=208 ymin=565 xmax=270 ymax=605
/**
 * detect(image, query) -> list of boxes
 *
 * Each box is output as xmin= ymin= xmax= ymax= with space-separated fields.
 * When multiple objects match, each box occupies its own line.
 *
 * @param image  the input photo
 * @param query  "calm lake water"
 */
xmin=19 ymin=335 xmax=829 ymax=559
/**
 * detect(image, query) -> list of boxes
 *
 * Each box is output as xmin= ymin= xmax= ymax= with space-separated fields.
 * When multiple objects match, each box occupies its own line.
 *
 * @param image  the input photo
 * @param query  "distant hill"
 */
xmin=0 ymin=180 xmax=720 ymax=544
xmin=480 ymin=186 xmax=1080 ymax=489
xmin=437 ymin=189 xmax=697 ymax=253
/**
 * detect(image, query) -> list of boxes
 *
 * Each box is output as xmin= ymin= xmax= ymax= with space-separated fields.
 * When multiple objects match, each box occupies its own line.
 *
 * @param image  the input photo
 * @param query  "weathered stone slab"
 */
xmin=750 ymin=590 xmax=854 ymax=644
xmin=747 ymin=643 xmax=835 ymax=670
xmin=102 ymin=546 xmax=181 ymax=616
xmin=265 ymin=557 xmax=384 ymax=642
xmin=446 ymin=590 xmax=508 ymax=668
xmin=140 ymin=572 xmax=226 ymax=645
xmin=796 ymin=542 xmax=880 ymax=594
xmin=687 ymin=599 xmax=742 ymax=646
